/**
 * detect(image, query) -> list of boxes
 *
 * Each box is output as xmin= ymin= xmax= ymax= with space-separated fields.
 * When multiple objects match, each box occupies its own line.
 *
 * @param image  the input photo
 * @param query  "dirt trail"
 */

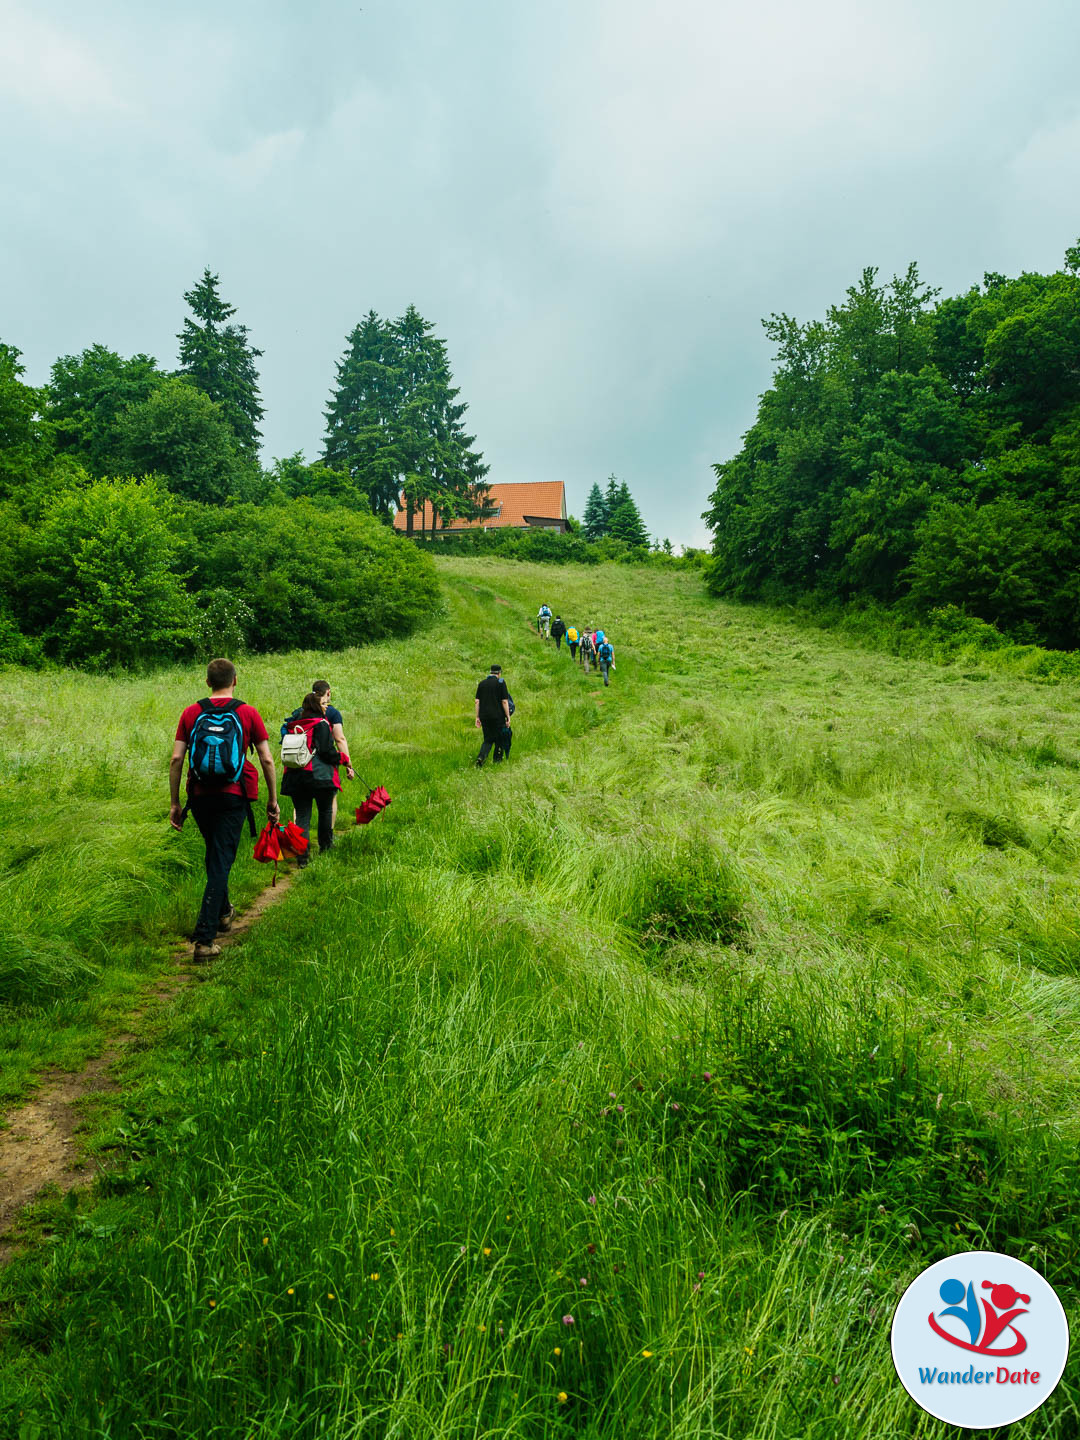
xmin=0 ymin=875 xmax=294 ymax=1263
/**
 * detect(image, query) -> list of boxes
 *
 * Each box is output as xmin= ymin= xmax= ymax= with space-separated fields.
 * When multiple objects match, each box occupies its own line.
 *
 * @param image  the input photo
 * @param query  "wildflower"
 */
xmin=483 ymin=1248 xmax=492 ymax=1257
xmin=506 ymin=1213 xmax=511 ymax=1220
xmin=703 ymin=1072 xmax=712 ymax=1081
xmin=479 ymin=1324 xmax=486 ymax=1333
xmin=262 ymin=1236 xmax=269 ymax=1246
xmin=609 ymin=1091 xmax=617 ymax=1099
xmin=671 ymin=1102 xmax=680 ymax=1111
xmin=287 ymin=1288 xmax=294 ymax=1295
xmin=697 ymin=1271 xmax=705 ymax=1279
xmin=587 ymin=1194 xmax=597 ymax=1205
xmin=616 ymin=1104 xmax=624 ymax=1113
xmin=554 ymin=1346 xmax=562 ymax=1356
xmin=562 ymin=1314 xmax=575 ymax=1326
xmin=587 ymin=1244 xmax=597 ymax=1254
xmin=460 ymin=1245 xmax=467 ymax=1254
xmin=579 ymin=1277 xmax=588 ymax=1287
xmin=328 ymin=1293 xmax=335 ymax=1300
xmin=557 ymin=1391 xmax=568 ymax=1403
xmin=642 ymin=1349 xmax=653 ymax=1358
xmin=370 ymin=1273 xmax=379 ymax=1281
xmin=833 ymin=1376 xmax=840 ymax=1386
xmin=390 ymin=1228 xmax=395 ymax=1237
xmin=208 ymin=1300 xmax=216 ymax=1308
xmin=497 ymin=1325 xmax=504 ymax=1337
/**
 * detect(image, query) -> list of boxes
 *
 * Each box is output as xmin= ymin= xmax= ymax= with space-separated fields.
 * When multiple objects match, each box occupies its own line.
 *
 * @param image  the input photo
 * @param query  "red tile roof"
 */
xmin=393 ymin=482 xmax=566 ymax=531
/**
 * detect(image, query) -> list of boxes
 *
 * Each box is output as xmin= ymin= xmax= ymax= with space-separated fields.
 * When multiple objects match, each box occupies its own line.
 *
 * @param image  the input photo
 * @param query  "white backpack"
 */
xmin=281 ymin=723 xmax=314 ymax=770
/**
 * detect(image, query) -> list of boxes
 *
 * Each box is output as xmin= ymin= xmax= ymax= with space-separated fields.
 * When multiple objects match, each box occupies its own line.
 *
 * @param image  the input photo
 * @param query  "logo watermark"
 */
xmin=891 ymin=1251 xmax=1069 ymax=1429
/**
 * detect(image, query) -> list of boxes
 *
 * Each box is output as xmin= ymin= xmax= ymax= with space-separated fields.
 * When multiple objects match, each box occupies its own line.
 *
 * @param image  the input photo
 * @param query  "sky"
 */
xmin=3 ymin=0 xmax=1079 ymax=547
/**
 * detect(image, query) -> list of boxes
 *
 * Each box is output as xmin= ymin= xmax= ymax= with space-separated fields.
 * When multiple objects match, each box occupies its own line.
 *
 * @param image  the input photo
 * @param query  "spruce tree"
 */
xmin=604 ymin=473 xmax=620 ymax=530
xmin=608 ymin=482 xmax=649 ymax=548
xmin=323 ymin=312 xmax=403 ymax=514
xmin=177 ymin=269 xmax=264 ymax=455
xmin=583 ymin=482 xmax=606 ymax=540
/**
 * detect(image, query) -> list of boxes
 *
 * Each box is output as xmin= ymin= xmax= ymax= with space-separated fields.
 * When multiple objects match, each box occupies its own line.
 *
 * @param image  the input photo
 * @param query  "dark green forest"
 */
xmin=703 ymin=242 xmax=1080 ymax=648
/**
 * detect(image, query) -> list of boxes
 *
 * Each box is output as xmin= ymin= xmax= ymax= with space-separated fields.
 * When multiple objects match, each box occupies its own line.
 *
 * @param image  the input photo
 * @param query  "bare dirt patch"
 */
xmin=0 ymin=874 xmax=295 ymax=1263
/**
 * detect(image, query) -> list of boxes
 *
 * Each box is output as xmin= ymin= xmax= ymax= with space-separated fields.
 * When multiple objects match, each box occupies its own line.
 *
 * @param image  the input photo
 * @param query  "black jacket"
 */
xmin=281 ymin=717 xmax=342 ymax=795
xmin=550 ymin=618 xmax=566 ymax=639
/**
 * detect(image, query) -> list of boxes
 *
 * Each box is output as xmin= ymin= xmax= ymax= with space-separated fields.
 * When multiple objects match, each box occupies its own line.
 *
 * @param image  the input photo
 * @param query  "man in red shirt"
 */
xmin=169 ymin=657 xmax=279 ymax=960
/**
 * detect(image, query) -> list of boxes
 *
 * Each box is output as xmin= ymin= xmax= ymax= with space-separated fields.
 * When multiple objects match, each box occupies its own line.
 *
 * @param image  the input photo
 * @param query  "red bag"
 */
xmin=355 ymin=785 xmax=391 ymax=825
xmin=278 ymin=821 xmax=309 ymax=857
xmin=254 ymin=822 xmax=282 ymax=864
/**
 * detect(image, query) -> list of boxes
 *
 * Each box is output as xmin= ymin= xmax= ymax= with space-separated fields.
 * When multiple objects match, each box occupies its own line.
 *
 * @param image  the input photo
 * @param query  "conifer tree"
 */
xmin=583 ymin=482 xmax=606 ymax=540
xmin=604 ymin=473 xmax=620 ymax=529
xmin=323 ymin=312 xmax=403 ymax=514
xmin=177 ymin=269 xmax=264 ymax=455
xmin=608 ymin=481 xmax=649 ymax=548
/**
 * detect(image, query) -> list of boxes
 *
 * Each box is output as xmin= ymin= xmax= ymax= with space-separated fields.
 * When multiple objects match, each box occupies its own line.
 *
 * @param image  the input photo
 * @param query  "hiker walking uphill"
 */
xmin=566 ymin=624 xmax=580 ymax=661
xmin=551 ymin=615 xmax=567 ymax=651
xmin=579 ymin=627 xmax=596 ymax=674
xmin=596 ymin=633 xmax=616 ymax=686
xmin=170 ymin=658 xmax=279 ymax=961
xmin=282 ymin=680 xmax=355 ymax=828
xmin=281 ymin=692 xmax=343 ymax=863
xmin=474 ymin=664 xmax=511 ymax=767
xmin=536 ymin=604 xmax=552 ymax=638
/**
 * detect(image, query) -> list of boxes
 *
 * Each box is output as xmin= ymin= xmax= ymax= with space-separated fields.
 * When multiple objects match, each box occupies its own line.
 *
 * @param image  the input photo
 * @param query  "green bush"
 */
xmin=17 ymin=478 xmax=195 ymax=667
xmin=183 ymin=499 xmax=440 ymax=650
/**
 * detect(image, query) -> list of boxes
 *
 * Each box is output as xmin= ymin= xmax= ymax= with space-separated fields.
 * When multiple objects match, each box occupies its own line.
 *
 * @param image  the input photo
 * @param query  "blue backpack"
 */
xmin=188 ymin=699 xmax=246 ymax=786
xmin=598 ymin=641 xmax=614 ymax=663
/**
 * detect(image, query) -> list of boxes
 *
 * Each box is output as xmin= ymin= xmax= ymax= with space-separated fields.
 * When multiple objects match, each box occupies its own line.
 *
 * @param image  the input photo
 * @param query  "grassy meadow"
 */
xmin=1 ymin=557 xmax=1079 ymax=1437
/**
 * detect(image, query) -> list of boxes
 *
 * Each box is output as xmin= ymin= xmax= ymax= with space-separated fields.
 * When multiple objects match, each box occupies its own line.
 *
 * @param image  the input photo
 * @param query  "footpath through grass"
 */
xmin=2 ymin=558 xmax=1079 ymax=1437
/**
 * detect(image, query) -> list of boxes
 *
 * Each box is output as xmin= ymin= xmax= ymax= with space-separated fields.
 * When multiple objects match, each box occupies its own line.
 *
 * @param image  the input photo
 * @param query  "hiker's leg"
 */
xmin=315 ymin=790 xmax=335 ymax=851
xmin=190 ymin=797 xmax=246 ymax=943
xmin=292 ymin=793 xmax=314 ymax=864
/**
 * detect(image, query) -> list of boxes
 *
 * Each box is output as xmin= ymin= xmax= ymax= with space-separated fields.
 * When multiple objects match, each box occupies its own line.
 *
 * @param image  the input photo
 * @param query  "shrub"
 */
xmin=18 ymin=478 xmax=195 ymax=667
xmin=182 ymin=499 xmax=440 ymax=650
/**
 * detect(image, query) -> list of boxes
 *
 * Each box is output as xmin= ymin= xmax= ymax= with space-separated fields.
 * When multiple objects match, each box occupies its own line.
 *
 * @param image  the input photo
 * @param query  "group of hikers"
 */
xmin=169 ymin=659 xmax=353 ymax=961
xmin=536 ymin=604 xmax=616 ymax=685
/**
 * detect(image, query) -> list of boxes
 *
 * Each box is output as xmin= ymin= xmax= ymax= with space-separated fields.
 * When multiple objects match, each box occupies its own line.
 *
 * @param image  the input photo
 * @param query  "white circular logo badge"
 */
xmin=891 ymin=1251 xmax=1069 ymax=1429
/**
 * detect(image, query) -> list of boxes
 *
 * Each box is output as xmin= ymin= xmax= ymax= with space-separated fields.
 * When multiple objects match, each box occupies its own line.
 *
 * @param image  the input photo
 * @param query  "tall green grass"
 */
xmin=1 ymin=560 xmax=1078 ymax=1436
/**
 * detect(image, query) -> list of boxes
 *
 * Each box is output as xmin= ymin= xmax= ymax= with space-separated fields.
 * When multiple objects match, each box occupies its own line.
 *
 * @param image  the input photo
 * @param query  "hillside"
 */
xmin=1 ymin=558 xmax=1078 ymax=1437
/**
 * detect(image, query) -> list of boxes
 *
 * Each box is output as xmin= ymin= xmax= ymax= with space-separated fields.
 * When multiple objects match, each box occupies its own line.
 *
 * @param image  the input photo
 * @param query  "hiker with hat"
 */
xmin=169 ymin=657 xmax=279 ymax=961
xmin=474 ymin=664 xmax=511 ymax=767
xmin=280 ymin=691 xmax=344 ymax=864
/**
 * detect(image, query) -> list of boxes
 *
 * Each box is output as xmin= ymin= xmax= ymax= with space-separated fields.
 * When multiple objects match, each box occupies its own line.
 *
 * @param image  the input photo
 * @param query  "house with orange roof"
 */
xmin=392 ymin=481 xmax=567 ymax=535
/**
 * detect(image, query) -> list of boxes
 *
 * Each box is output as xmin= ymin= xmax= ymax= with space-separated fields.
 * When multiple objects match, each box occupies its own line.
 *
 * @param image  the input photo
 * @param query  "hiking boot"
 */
xmin=217 ymin=905 xmax=237 ymax=933
xmin=192 ymin=940 xmax=221 ymax=962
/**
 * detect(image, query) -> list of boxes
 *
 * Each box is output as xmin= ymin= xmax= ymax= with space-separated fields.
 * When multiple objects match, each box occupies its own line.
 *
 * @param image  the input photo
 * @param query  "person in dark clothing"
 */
xmin=550 ymin=616 xmax=567 ymax=650
xmin=474 ymin=664 xmax=511 ymax=767
xmin=281 ymin=691 xmax=342 ymax=862
xmin=170 ymin=657 xmax=279 ymax=961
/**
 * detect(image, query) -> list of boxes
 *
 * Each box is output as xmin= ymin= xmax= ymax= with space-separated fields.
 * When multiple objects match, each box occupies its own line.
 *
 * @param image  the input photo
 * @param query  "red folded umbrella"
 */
xmin=355 ymin=785 xmax=391 ymax=825
xmin=278 ymin=821 xmax=309 ymax=857
xmin=254 ymin=820 xmax=284 ymax=884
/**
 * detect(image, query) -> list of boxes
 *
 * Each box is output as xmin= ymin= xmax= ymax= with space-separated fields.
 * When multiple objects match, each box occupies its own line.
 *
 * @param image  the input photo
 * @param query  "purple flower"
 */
xmin=697 ymin=1271 xmax=705 ymax=1279
xmin=671 ymin=1102 xmax=680 ymax=1112
xmin=562 ymin=1314 xmax=575 ymax=1326
xmin=609 ymin=1091 xmax=617 ymax=1099
xmin=587 ymin=1195 xmax=597 ymax=1205
xmin=616 ymin=1105 xmax=624 ymax=1113
xmin=703 ymin=1072 xmax=713 ymax=1081
xmin=579 ymin=1277 xmax=588 ymax=1287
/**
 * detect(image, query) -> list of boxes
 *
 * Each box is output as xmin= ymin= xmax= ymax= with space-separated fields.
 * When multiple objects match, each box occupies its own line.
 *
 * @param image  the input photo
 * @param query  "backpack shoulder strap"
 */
xmin=196 ymin=697 xmax=213 ymax=714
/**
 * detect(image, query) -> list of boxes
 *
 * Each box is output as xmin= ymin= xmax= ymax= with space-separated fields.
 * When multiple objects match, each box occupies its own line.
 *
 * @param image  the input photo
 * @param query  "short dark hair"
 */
xmin=490 ymin=664 xmax=502 ymax=674
xmin=312 ymin=679 xmax=331 ymax=696
xmin=207 ymin=658 xmax=237 ymax=690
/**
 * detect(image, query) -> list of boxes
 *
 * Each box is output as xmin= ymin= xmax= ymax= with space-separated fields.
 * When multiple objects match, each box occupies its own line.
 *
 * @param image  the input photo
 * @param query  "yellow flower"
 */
xmin=554 ymin=1346 xmax=562 ymax=1356
xmin=287 ymin=1288 xmax=294 ymax=1296
xmin=642 ymin=1349 xmax=653 ymax=1358
xmin=328 ymin=1292 xmax=335 ymax=1300
xmin=483 ymin=1248 xmax=492 ymax=1257
xmin=262 ymin=1236 xmax=269 ymax=1245
xmin=397 ymin=1332 xmax=403 ymax=1340
xmin=390 ymin=1228 xmax=395 ymax=1237
xmin=208 ymin=1300 xmax=216 ymax=1309
xmin=557 ymin=1392 xmax=568 ymax=1404
xmin=370 ymin=1273 xmax=379 ymax=1281
xmin=479 ymin=1324 xmax=486 ymax=1333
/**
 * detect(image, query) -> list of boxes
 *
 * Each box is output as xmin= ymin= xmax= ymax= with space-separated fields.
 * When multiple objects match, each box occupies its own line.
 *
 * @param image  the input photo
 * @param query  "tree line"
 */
xmin=703 ymin=242 xmax=1080 ymax=648
xmin=0 ymin=273 xmax=496 ymax=666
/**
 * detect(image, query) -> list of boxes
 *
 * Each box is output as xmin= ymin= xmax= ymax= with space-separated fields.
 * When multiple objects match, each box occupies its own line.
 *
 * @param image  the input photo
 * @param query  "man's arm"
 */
xmin=169 ymin=739 xmax=187 ymax=831
xmin=475 ymin=698 xmax=482 ymax=729
xmin=254 ymin=739 xmax=280 ymax=816
xmin=332 ymin=721 xmax=355 ymax=780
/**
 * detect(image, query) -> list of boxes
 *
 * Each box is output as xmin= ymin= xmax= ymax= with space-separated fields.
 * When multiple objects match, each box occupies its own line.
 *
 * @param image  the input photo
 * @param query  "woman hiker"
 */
xmin=281 ymin=691 xmax=343 ymax=864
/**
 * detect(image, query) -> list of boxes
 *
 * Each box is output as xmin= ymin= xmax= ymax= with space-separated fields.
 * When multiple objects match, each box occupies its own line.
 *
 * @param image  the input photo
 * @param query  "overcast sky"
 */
xmin=3 ymin=0 xmax=1079 ymax=545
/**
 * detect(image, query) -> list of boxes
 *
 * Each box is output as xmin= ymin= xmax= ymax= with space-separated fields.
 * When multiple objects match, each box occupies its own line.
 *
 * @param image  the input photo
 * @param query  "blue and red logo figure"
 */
xmin=929 ymin=1278 xmax=1031 ymax=1357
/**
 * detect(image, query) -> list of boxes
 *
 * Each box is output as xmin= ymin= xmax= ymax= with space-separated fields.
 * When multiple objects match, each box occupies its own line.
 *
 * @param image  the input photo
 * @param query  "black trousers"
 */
xmin=554 ymin=632 xmax=563 ymax=649
xmin=476 ymin=719 xmax=505 ymax=765
xmin=189 ymin=794 xmax=248 ymax=943
xmin=291 ymin=789 xmax=336 ymax=860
